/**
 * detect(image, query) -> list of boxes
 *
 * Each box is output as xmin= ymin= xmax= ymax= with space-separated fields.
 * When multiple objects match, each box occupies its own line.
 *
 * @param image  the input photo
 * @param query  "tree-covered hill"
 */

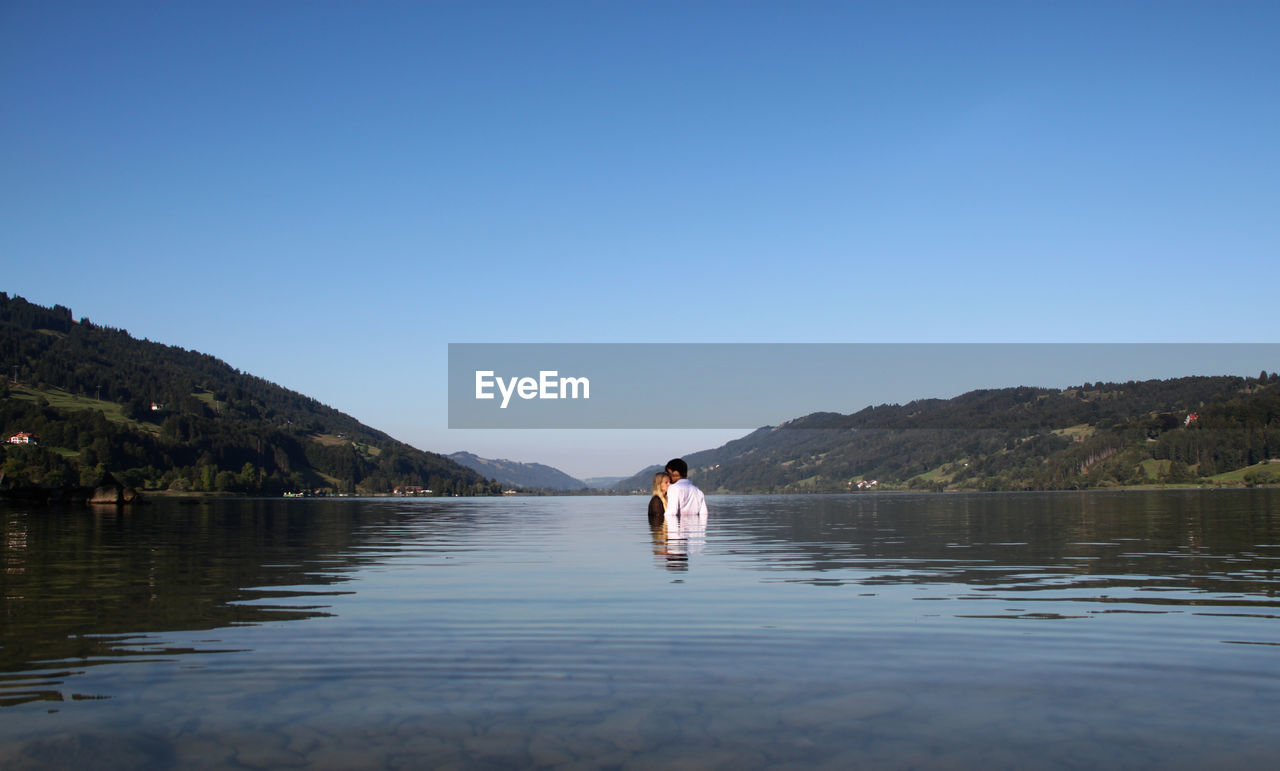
xmin=614 ymin=373 xmax=1280 ymax=493
xmin=0 ymin=293 xmax=498 ymax=496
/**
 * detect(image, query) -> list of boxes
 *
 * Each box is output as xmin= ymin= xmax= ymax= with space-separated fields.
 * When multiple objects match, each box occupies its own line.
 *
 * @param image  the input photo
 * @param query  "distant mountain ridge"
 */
xmin=448 ymin=452 xmax=586 ymax=490
xmin=0 ymin=292 xmax=498 ymax=496
xmin=613 ymin=375 xmax=1280 ymax=493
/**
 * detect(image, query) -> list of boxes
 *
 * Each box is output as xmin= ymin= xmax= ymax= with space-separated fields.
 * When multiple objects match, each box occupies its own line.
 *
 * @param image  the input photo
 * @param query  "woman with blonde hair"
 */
xmin=648 ymin=471 xmax=670 ymax=528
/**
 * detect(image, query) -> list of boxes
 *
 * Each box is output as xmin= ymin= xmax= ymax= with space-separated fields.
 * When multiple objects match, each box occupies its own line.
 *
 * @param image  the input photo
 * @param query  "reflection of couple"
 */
xmin=648 ymin=458 xmax=708 ymax=548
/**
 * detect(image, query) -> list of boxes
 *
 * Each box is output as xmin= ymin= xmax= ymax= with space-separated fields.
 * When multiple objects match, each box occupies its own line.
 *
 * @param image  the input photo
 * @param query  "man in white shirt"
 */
xmin=663 ymin=458 xmax=708 ymax=543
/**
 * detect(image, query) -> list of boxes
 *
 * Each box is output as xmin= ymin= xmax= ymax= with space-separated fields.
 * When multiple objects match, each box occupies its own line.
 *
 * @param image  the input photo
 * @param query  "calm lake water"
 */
xmin=3 ymin=490 xmax=1280 ymax=769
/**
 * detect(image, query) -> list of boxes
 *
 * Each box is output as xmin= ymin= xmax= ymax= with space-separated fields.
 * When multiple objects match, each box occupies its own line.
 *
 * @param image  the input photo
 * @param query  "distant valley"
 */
xmin=448 ymin=452 xmax=586 ymax=491
xmin=582 ymin=476 xmax=626 ymax=489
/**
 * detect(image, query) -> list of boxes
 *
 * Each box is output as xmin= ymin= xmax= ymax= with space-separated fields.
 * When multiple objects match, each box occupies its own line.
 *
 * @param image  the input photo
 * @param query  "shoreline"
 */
xmin=6 ymin=483 xmax=1276 ymax=508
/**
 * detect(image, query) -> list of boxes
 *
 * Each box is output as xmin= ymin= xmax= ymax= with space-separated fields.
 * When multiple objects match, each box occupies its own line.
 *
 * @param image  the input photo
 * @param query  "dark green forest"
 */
xmin=0 ymin=293 xmax=499 ymax=496
xmin=614 ymin=372 xmax=1280 ymax=493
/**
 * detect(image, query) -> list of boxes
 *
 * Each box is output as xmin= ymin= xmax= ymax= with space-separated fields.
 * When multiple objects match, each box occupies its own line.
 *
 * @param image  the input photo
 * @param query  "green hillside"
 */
xmin=615 ymin=375 xmax=1280 ymax=493
xmin=0 ymin=293 xmax=498 ymax=496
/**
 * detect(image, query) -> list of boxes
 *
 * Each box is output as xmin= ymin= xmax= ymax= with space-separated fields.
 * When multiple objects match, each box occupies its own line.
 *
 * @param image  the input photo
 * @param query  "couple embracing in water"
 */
xmin=648 ymin=458 xmax=708 ymax=530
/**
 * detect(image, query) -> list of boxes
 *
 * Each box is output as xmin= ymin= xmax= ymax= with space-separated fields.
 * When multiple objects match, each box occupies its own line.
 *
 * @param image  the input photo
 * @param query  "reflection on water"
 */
xmin=650 ymin=513 xmax=709 ymax=572
xmin=712 ymin=491 xmax=1280 ymax=607
xmin=0 ymin=500 xmax=373 ymax=708
xmin=649 ymin=519 xmax=688 ymax=572
xmin=2 ymin=490 xmax=1279 ymax=768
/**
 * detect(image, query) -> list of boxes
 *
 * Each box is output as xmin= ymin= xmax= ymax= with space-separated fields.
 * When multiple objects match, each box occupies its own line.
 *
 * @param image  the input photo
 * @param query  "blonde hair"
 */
xmin=652 ymin=471 xmax=671 ymax=506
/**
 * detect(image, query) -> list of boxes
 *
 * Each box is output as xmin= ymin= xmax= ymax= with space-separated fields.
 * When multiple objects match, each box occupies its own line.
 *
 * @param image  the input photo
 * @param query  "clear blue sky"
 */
xmin=3 ymin=1 xmax=1277 ymax=479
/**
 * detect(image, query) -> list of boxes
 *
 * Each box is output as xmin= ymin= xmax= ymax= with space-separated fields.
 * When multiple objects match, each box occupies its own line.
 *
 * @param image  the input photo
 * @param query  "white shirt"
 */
xmin=664 ymin=478 xmax=708 ymax=535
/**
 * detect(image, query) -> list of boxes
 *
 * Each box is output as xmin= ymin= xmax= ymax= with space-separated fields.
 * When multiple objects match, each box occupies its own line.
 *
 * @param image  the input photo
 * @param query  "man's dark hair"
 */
xmin=666 ymin=458 xmax=688 ymax=476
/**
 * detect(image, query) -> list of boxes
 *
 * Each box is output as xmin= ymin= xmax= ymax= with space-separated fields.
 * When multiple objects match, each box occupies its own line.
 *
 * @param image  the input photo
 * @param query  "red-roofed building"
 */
xmin=7 ymin=432 xmax=38 ymax=445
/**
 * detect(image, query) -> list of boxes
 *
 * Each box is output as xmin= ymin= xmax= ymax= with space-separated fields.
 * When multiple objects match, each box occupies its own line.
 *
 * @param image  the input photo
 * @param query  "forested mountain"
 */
xmin=615 ymin=374 xmax=1280 ymax=493
xmin=0 ymin=293 xmax=499 ymax=496
xmin=448 ymin=452 xmax=586 ymax=491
